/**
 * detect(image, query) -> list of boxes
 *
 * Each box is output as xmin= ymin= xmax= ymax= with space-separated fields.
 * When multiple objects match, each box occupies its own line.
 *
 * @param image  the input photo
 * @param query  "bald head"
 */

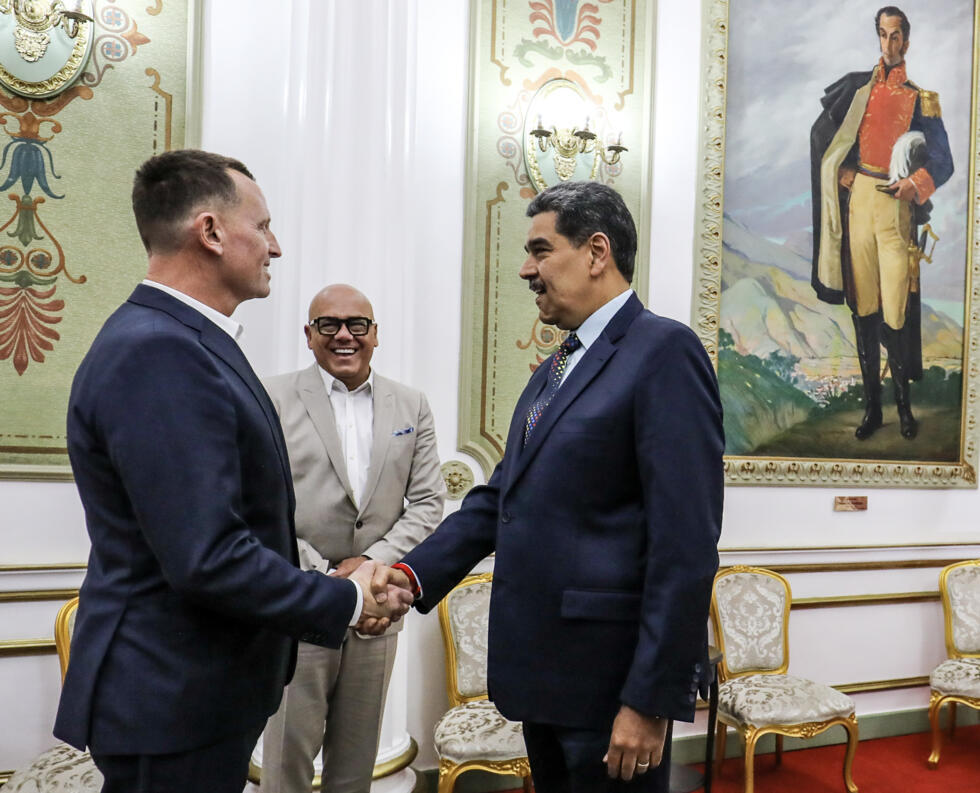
xmin=308 ymin=284 xmax=373 ymax=322
xmin=304 ymin=284 xmax=379 ymax=389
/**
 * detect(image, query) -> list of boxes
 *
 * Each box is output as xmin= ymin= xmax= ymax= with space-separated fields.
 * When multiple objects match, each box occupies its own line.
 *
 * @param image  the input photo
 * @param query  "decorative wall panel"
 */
xmin=458 ymin=0 xmax=656 ymax=476
xmin=0 ymin=0 xmax=196 ymax=479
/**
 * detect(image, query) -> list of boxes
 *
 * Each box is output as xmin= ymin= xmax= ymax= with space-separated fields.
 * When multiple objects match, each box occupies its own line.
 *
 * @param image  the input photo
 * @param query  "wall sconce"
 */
xmin=523 ymin=78 xmax=627 ymax=193
xmin=0 ymin=0 xmax=94 ymax=98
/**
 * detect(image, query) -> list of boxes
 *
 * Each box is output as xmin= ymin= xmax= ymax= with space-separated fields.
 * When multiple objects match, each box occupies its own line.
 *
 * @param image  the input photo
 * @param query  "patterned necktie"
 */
xmin=523 ymin=332 xmax=582 ymax=445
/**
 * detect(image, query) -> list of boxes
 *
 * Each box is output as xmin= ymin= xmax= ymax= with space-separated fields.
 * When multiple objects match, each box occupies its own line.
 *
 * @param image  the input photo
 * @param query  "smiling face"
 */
xmin=214 ymin=170 xmax=281 ymax=306
xmin=304 ymin=284 xmax=378 ymax=390
xmin=519 ymin=210 xmax=598 ymax=330
xmin=878 ymin=14 xmax=908 ymax=67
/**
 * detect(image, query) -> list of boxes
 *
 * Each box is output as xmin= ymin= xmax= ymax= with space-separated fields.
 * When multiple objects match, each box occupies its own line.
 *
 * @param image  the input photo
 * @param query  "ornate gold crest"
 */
xmin=0 ymin=1 xmax=94 ymax=98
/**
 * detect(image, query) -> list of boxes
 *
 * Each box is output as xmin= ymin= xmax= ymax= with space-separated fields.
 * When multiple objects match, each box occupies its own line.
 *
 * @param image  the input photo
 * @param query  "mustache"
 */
xmin=528 ymin=279 xmax=545 ymax=294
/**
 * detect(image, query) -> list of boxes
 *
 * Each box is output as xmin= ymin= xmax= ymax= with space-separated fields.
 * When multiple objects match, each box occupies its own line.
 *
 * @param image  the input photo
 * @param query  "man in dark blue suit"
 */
xmin=393 ymin=182 xmax=723 ymax=792
xmin=55 ymin=150 xmax=411 ymax=793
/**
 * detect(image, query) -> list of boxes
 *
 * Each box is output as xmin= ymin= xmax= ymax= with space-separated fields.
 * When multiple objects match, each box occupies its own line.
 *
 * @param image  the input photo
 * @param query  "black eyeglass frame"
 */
xmin=308 ymin=316 xmax=376 ymax=336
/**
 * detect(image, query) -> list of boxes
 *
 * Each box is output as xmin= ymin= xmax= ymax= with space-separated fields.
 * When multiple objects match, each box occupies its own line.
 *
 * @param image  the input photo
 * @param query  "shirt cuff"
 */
xmin=348 ymin=579 xmax=364 ymax=626
xmin=392 ymin=562 xmax=422 ymax=598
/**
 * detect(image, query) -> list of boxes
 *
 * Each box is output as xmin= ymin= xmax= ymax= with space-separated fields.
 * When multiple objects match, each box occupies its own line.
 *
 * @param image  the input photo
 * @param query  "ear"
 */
xmin=370 ymin=324 xmax=380 ymax=349
xmin=587 ymin=232 xmax=613 ymax=277
xmin=194 ymin=211 xmax=223 ymax=256
xmin=901 ymin=37 xmax=910 ymax=56
xmin=304 ymin=323 xmax=314 ymax=350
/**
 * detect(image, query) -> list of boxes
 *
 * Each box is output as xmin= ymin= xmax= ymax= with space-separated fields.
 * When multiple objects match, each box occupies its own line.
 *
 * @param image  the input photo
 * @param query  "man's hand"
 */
xmin=347 ymin=560 xmax=414 ymax=636
xmin=838 ymin=166 xmax=856 ymax=190
xmin=603 ymin=705 xmax=668 ymax=781
xmin=888 ymin=177 xmax=918 ymax=202
xmin=331 ymin=555 xmax=370 ymax=579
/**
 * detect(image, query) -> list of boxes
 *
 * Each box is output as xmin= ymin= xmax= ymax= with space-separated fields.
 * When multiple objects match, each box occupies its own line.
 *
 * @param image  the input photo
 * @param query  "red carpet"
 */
xmin=497 ymin=726 xmax=980 ymax=792
xmin=704 ymin=725 xmax=980 ymax=793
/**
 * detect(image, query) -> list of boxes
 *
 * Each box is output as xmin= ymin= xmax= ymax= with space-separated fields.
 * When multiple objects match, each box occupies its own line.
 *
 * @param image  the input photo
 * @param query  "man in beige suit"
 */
xmin=260 ymin=284 xmax=446 ymax=793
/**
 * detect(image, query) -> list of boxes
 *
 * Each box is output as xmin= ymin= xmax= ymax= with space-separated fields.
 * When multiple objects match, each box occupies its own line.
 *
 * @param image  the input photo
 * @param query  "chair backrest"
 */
xmin=710 ymin=566 xmax=790 ymax=681
xmin=939 ymin=560 xmax=980 ymax=658
xmin=437 ymin=572 xmax=492 ymax=707
xmin=54 ymin=597 xmax=78 ymax=683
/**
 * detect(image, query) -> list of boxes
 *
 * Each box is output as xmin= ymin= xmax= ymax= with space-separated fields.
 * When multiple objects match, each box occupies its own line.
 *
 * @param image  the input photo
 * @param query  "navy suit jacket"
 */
xmin=403 ymin=294 xmax=723 ymax=729
xmin=55 ymin=285 xmax=358 ymax=755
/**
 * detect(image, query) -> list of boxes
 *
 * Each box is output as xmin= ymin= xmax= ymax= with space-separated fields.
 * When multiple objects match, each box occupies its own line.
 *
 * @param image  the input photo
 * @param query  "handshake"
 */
xmin=343 ymin=560 xmax=414 ymax=635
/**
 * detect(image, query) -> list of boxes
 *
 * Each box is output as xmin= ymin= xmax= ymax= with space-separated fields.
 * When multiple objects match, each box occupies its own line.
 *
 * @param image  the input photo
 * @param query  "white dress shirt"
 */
xmin=141 ymin=279 xmax=243 ymax=341
xmin=561 ymin=287 xmax=633 ymax=385
xmin=317 ymin=368 xmax=374 ymax=509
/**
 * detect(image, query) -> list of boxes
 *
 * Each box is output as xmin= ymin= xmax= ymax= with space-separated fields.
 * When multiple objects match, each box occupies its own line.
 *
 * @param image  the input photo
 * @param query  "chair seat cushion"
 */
xmin=719 ymin=674 xmax=855 ymax=727
xmin=434 ymin=699 xmax=527 ymax=764
xmin=930 ymin=657 xmax=980 ymax=698
xmin=4 ymin=743 xmax=102 ymax=793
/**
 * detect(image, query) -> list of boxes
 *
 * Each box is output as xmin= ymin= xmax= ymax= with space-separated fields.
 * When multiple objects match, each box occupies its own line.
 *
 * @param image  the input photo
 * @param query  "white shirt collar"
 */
xmin=318 ymin=366 xmax=375 ymax=395
xmin=141 ymin=279 xmax=243 ymax=341
xmin=571 ymin=288 xmax=633 ymax=350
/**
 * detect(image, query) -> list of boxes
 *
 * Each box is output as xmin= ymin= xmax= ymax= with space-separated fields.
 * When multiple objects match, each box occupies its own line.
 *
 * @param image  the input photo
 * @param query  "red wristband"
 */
xmin=391 ymin=563 xmax=420 ymax=597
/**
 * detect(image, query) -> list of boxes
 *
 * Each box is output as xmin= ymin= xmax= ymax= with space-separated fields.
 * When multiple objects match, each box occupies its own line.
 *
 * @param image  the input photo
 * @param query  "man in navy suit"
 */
xmin=394 ymin=182 xmax=723 ymax=792
xmin=55 ymin=150 xmax=411 ymax=793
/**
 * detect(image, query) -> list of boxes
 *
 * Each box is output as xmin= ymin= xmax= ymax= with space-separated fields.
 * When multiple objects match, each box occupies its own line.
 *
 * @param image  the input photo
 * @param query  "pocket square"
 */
xmin=392 ymin=426 xmax=415 ymax=436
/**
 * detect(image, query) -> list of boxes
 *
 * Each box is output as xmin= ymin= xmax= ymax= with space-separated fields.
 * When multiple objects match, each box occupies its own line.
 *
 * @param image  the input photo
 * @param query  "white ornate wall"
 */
xmin=3 ymin=0 xmax=980 ymax=784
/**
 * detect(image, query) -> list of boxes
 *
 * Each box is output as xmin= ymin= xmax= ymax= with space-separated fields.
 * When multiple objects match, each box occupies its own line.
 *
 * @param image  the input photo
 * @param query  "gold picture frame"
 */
xmin=694 ymin=0 xmax=980 ymax=488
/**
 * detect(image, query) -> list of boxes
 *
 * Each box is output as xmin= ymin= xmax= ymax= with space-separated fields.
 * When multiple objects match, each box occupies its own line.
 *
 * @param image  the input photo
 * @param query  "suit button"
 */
xmin=689 ymin=693 xmax=697 ymax=703
xmin=355 ymin=520 xmax=364 ymax=529
xmin=501 ymin=511 xmax=512 ymax=524
xmin=695 ymin=663 xmax=702 ymax=673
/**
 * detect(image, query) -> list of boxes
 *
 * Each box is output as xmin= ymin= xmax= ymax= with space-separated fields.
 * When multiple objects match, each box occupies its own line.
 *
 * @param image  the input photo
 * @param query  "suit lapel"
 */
xmin=296 ymin=364 xmax=356 ymax=505
xmin=360 ymin=374 xmax=395 ymax=513
xmin=504 ymin=294 xmax=644 ymax=492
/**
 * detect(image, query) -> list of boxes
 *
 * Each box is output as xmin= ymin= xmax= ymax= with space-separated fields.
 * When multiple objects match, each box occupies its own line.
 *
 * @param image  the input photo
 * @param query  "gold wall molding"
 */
xmin=0 ymin=564 xmax=86 ymax=573
xmin=0 ymin=588 xmax=78 ymax=603
xmin=0 ymin=770 xmax=13 ymax=785
xmin=762 ymin=559 xmax=970 ymax=574
xmin=792 ymin=592 xmax=939 ymax=610
xmin=835 ymin=676 xmax=930 ymax=695
xmin=0 ymin=639 xmax=55 ymax=658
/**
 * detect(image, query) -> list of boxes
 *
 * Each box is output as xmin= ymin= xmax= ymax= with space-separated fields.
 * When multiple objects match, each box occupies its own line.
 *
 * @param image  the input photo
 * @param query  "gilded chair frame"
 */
xmin=709 ymin=566 xmax=859 ymax=793
xmin=435 ymin=573 xmax=531 ymax=793
xmin=54 ymin=596 xmax=78 ymax=683
xmin=927 ymin=559 xmax=980 ymax=768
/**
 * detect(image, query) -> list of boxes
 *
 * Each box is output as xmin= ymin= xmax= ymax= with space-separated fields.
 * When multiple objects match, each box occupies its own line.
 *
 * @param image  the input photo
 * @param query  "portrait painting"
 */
xmin=694 ymin=0 xmax=980 ymax=487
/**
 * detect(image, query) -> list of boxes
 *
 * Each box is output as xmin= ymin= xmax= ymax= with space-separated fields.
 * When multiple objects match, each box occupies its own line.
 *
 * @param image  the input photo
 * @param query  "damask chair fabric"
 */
xmin=435 ymin=573 xmax=531 ymax=793
xmin=710 ymin=567 xmax=858 ymax=793
xmin=927 ymin=559 xmax=980 ymax=769
xmin=5 ymin=598 xmax=104 ymax=793
xmin=713 ymin=570 xmax=788 ymax=675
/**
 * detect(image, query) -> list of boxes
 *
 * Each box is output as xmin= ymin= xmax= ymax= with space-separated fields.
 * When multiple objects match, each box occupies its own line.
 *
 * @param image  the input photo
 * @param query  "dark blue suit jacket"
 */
xmin=55 ymin=285 xmax=357 ymax=755
xmin=403 ymin=294 xmax=723 ymax=729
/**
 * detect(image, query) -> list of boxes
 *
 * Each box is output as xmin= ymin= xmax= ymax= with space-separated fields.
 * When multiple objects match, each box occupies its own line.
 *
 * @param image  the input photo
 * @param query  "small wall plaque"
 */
xmin=834 ymin=496 xmax=868 ymax=512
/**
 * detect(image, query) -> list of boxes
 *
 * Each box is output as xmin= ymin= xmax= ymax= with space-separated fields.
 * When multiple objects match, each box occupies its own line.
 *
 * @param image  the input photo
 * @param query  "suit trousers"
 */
xmin=522 ymin=720 xmax=674 ymax=793
xmin=91 ymin=721 xmax=264 ymax=793
xmin=261 ymin=632 xmax=397 ymax=793
xmin=849 ymin=173 xmax=913 ymax=328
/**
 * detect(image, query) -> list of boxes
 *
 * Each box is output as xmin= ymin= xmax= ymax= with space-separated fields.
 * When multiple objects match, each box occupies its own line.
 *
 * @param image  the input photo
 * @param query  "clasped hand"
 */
xmin=344 ymin=559 xmax=415 ymax=635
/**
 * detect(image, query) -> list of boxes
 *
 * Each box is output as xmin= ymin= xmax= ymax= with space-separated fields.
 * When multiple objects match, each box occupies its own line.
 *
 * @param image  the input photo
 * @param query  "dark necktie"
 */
xmin=523 ymin=332 xmax=582 ymax=445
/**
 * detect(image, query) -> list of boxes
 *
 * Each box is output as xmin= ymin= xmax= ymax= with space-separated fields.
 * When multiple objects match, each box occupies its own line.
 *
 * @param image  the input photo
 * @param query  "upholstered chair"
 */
xmin=927 ymin=559 xmax=980 ymax=768
xmin=434 ymin=572 xmax=532 ymax=793
xmin=5 ymin=597 xmax=103 ymax=792
xmin=710 ymin=566 xmax=859 ymax=793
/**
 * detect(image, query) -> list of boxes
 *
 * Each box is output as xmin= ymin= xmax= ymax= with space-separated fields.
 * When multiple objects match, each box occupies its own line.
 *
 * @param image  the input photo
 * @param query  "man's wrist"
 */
xmin=392 ymin=562 xmax=421 ymax=597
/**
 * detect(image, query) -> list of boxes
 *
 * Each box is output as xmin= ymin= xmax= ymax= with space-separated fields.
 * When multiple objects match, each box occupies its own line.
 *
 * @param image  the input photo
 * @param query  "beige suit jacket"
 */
xmin=263 ymin=364 xmax=446 ymax=618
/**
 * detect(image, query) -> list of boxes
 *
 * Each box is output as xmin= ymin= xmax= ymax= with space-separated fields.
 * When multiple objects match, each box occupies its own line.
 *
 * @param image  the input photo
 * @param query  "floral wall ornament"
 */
xmin=0 ymin=0 xmax=149 ymax=377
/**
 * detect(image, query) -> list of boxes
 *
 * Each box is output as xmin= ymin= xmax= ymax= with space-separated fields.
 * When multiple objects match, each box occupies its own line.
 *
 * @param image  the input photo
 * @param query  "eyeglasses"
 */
xmin=308 ymin=316 xmax=375 ymax=336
